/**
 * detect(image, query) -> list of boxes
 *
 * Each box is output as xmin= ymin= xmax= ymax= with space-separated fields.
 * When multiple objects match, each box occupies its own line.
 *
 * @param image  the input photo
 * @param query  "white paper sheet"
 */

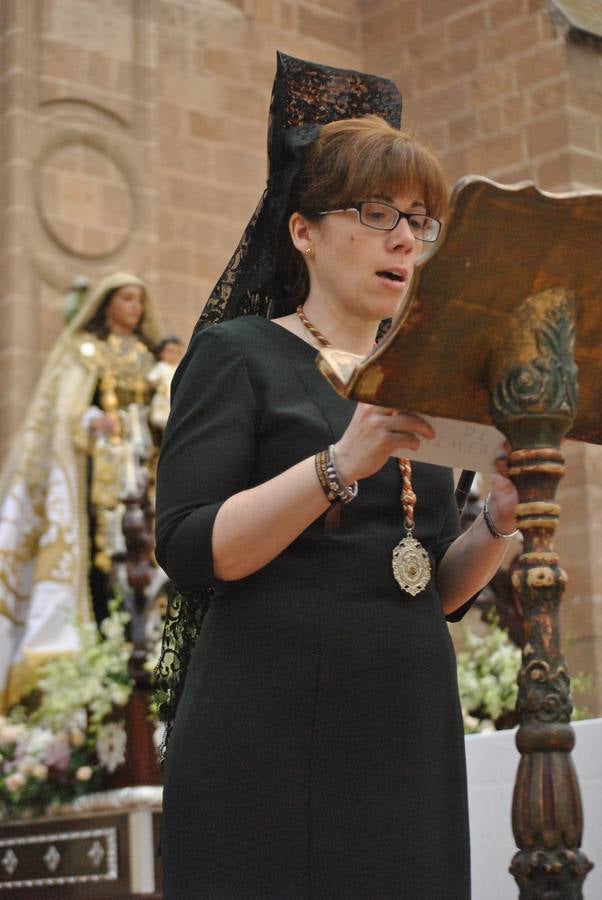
xmin=391 ymin=415 xmax=508 ymax=473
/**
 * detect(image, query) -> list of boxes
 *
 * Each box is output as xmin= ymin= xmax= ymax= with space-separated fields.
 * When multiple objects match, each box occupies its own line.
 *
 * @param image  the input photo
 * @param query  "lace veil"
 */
xmin=154 ymin=51 xmax=403 ymax=757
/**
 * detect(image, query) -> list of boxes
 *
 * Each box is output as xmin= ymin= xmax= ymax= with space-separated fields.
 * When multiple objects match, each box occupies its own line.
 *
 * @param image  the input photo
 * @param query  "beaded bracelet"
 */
xmin=315 ymin=449 xmax=335 ymax=501
xmin=483 ymin=494 xmax=519 ymax=540
xmin=314 ymin=446 xmax=358 ymax=504
xmin=327 ymin=444 xmax=358 ymax=503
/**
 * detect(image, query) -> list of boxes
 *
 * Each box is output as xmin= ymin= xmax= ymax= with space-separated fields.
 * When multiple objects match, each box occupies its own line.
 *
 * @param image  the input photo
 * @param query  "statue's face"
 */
xmin=160 ymin=342 xmax=183 ymax=365
xmin=105 ymin=284 xmax=145 ymax=335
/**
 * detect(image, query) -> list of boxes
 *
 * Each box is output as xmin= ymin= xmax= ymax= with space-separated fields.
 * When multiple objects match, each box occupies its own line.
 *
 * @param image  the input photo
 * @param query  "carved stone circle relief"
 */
xmin=35 ymin=138 xmax=135 ymax=259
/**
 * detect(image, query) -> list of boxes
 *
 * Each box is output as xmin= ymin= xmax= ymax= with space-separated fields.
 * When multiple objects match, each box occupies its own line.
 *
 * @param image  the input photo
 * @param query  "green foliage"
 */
xmin=570 ymin=671 xmax=594 ymax=721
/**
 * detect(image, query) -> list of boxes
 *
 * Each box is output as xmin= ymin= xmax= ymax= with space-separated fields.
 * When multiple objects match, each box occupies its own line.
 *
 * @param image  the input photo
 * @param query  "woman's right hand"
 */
xmin=333 ymin=403 xmax=435 ymax=483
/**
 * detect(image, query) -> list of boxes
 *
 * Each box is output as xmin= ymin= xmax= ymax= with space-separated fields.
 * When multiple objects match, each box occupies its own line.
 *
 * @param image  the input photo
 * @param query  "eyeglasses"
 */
xmin=318 ymin=200 xmax=441 ymax=242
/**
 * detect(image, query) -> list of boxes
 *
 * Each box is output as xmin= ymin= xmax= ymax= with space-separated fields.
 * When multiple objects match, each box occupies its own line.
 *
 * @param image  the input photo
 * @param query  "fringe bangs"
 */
xmin=303 ymin=116 xmax=448 ymax=220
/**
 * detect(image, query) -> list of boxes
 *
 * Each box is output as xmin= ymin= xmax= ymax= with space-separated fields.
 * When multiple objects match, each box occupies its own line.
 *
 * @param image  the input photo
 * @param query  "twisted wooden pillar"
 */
xmin=489 ymin=288 xmax=593 ymax=898
xmin=122 ymin=481 xmax=155 ymax=685
xmin=111 ymin=462 xmax=164 ymax=789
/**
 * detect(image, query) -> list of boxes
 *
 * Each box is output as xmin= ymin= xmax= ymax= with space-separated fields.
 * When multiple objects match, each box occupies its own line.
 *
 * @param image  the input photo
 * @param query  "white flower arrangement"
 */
xmin=95 ymin=721 xmax=127 ymax=773
xmin=457 ymin=616 xmax=522 ymax=734
xmin=0 ymin=601 xmax=134 ymax=819
xmin=457 ymin=616 xmax=592 ymax=734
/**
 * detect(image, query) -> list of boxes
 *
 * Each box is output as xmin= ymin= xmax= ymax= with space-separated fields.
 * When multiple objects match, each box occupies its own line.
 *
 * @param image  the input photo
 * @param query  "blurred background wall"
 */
xmin=1 ymin=0 xmax=601 ymax=711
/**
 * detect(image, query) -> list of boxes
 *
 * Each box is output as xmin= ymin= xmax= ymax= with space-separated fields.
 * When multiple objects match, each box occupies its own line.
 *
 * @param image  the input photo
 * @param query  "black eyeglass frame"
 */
xmin=318 ymin=200 xmax=441 ymax=242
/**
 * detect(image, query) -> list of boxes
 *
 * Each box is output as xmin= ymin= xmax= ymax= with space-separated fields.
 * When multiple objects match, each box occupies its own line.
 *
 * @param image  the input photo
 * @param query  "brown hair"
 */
xmin=278 ymin=115 xmax=448 ymax=305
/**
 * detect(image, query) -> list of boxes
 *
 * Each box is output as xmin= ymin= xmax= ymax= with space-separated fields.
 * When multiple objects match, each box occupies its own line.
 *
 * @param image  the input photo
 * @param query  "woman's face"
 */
xmin=105 ymin=284 xmax=145 ymax=335
xmin=302 ymin=190 xmax=426 ymax=323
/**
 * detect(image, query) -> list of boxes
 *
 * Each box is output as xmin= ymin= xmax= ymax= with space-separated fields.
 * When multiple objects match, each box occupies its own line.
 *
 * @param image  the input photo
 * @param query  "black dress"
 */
xmin=156 ymin=316 xmax=472 ymax=900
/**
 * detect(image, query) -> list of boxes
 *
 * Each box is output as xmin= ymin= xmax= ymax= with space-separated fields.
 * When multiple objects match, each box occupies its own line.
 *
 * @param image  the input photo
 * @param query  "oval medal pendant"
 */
xmin=392 ymin=532 xmax=431 ymax=596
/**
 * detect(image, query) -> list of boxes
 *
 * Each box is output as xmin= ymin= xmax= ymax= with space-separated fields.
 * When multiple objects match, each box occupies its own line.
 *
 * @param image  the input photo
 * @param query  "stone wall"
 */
xmin=361 ymin=0 xmax=602 ymax=191
xmin=1 ymin=0 xmax=601 ymax=711
xmin=153 ymin=0 xmax=363 ymax=341
xmin=0 ymin=0 xmax=158 ymax=460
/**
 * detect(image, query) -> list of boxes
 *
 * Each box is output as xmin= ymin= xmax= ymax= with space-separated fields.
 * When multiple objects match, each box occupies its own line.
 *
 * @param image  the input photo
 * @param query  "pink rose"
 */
xmin=6 ymin=771 xmax=26 ymax=791
xmin=44 ymin=734 xmax=71 ymax=772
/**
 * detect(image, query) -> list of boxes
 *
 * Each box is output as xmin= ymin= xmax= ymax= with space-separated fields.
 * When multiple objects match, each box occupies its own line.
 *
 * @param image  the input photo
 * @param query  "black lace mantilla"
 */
xmin=194 ymin=51 xmax=402 ymax=332
xmin=154 ymin=590 xmax=211 ymax=761
xmin=154 ymin=52 xmax=403 ymax=761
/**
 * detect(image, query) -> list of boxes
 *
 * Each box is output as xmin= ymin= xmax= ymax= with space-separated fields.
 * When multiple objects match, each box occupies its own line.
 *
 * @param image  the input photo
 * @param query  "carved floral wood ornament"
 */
xmin=318 ymin=177 xmax=602 ymax=898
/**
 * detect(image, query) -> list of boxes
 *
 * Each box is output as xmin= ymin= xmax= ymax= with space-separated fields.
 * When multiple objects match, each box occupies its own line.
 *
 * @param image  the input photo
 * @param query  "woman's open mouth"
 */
xmin=376 ymin=269 xmax=407 ymax=288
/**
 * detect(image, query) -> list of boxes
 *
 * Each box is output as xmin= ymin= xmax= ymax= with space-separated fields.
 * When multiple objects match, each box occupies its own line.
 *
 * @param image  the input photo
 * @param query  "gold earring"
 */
xmin=305 ymin=247 xmax=312 ymax=256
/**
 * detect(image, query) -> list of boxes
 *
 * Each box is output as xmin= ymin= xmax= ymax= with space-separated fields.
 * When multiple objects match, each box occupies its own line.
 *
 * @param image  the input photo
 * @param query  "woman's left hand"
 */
xmin=488 ymin=452 xmax=519 ymax=534
xmin=438 ymin=459 xmax=519 ymax=613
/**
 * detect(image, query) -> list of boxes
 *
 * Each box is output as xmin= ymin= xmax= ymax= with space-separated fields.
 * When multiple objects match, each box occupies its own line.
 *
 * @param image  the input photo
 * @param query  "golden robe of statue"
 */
xmin=0 ymin=273 xmax=162 ymax=712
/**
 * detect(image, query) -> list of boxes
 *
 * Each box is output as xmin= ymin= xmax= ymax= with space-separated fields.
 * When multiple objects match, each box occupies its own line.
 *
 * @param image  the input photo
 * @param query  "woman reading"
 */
xmin=155 ymin=52 xmax=518 ymax=900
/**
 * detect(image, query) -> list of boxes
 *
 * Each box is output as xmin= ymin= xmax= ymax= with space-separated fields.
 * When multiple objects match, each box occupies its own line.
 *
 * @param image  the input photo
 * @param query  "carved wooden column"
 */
xmin=113 ymin=473 xmax=163 ymax=789
xmin=489 ymin=288 xmax=593 ymax=898
xmin=121 ymin=481 xmax=155 ymax=684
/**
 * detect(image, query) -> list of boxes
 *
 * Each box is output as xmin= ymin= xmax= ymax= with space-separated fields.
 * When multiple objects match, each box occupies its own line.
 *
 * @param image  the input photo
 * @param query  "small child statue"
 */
xmin=147 ymin=336 xmax=184 ymax=430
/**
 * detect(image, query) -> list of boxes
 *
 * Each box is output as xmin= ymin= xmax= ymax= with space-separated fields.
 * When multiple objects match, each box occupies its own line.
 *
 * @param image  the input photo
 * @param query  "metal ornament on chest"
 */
xmin=391 ymin=536 xmax=431 ymax=595
xmin=391 ymin=456 xmax=431 ymax=595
